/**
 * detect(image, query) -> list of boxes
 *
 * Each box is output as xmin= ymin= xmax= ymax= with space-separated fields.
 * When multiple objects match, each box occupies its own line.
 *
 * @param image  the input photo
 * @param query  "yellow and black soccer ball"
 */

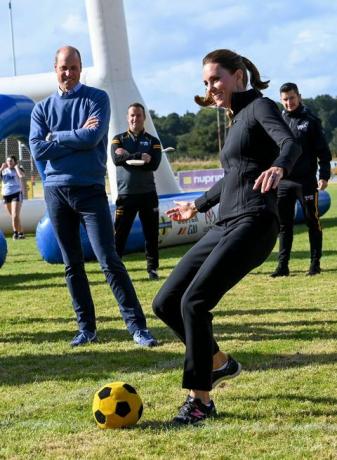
xmin=92 ymin=381 xmax=143 ymax=429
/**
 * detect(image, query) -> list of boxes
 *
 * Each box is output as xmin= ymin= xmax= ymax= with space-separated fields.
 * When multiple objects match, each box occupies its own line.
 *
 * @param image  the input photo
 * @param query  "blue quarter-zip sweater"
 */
xmin=29 ymin=84 xmax=111 ymax=186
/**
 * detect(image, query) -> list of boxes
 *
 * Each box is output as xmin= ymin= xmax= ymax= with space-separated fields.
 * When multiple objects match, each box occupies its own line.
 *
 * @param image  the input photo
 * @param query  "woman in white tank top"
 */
xmin=0 ymin=155 xmax=25 ymax=240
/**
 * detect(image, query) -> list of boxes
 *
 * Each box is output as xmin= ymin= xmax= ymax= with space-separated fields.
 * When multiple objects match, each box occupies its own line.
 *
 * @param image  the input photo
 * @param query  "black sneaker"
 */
xmin=212 ymin=355 xmax=242 ymax=389
xmin=148 ymin=269 xmax=159 ymax=280
xmin=270 ymin=266 xmax=289 ymax=277
xmin=306 ymin=261 xmax=321 ymax=276
xmin=172 ymin=396 xmax=216 ymax=425
xmin=12 ymin=232 xmax=19 ymax=240
xmin=18 ymin=232 xmax=25 ymax=239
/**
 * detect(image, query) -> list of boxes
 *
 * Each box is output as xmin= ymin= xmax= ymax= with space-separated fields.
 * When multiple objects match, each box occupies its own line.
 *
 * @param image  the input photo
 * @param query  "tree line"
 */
xmin=151 ymin=94 xmax=337 ymax=160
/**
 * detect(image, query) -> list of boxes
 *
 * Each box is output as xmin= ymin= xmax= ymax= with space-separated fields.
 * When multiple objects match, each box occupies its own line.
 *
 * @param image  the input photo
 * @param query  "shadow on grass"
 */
xmin=277 ymin=249 xmax=337 ymax=261
xmin=1 ymin=344 xmax=337 ymax=387
xmin=0 ymin=348 xmax=181 ymax=386
xmin=236 ymin=350 xmax=337 ymax=372
xmin=138 ymin=394 xmax=337 ymax=423
xmin=215 ymin=307 xmax=326 ymax=316
xmin=0 ymin=272 xmax=65 ymax=288
xmin=212 ymin=318 xmax=337 ymax=341
xmin=1 ymin=325 xmax=169 ymax=344
xmin=3 ymin=306 xmax=327 ymax=327
xmin=234 ymin=393 xmax=337 ymax=417
xmin=238 ymin=393 xmax=337 ymax=406
xmin=3 ymin=305 xmax=337 ymax=344
xmin=137 ymin=411 xmax=267 ymax=428
xmin=0 ymin=271 xmax=164 ymax=290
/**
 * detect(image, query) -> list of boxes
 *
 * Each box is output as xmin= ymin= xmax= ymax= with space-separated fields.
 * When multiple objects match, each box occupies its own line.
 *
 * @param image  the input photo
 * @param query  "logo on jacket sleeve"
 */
xmin=297 ymin=121 xmax=309 ymax=132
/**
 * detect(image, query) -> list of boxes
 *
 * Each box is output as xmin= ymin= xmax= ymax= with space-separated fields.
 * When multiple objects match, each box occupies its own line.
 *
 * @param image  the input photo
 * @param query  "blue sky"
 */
xmin=0 ymin=0 xmax=336 ymax=115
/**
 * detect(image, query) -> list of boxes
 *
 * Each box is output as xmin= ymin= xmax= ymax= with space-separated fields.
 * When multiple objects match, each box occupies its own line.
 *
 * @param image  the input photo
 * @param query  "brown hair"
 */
xmin=128 ymin=102 xmax=146 ymax=117
xmin=7 ymin=155 xmax=17 ymax=165
xmin=280 ymin=82 xmax=299 ymax=95
xmin=195 ymin=49 xmax=269 ymax=107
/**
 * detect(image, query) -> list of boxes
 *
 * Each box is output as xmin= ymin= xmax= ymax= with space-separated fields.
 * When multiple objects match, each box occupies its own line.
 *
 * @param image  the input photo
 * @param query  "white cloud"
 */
xmin=193 ymin=4 xmax=251 ymax=30
xmin=59 ymin=13 xmax=88 ymax=34
xmin=136 ymin=59 xmax=203 ymax=114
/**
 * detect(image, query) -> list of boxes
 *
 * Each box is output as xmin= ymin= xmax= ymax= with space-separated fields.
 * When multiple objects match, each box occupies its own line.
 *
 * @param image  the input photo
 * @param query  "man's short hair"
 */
xmin=54 ymin=46 xmax=82 ymax=68
xmin=128 ymin=102 xmax=146 ymax=116
xmin=280 ymin=82 xmax=299 ymax=94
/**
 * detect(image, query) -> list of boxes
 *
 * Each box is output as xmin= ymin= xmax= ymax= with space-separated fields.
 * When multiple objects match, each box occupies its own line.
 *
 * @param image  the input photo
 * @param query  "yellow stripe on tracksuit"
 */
xmin=314 ymin=192 xmax=322 ymax=231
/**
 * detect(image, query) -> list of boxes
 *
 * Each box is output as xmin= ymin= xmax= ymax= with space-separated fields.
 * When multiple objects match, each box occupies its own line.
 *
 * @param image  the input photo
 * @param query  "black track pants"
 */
xmin=115 ymin=192 xmax=159 ymax=272
xmin=277 ymin=180 xmax=322 ymax=266
xmin=153 ymin=212 xmax=278 ymax=391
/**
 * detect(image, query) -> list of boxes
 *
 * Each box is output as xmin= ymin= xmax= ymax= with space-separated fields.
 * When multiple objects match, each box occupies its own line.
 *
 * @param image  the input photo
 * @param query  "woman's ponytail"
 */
xmin=241 ymin=56 xmax=269 ymax=90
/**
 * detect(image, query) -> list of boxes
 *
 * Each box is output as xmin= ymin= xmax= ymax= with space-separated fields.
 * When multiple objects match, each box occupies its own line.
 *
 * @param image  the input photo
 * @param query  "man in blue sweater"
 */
xmin=29 ymin=46 xmax=157 ymax=347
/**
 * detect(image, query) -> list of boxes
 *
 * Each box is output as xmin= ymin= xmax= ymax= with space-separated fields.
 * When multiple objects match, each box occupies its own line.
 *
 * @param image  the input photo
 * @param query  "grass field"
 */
xmin=1 ymin=187 xmax=337 ymax=459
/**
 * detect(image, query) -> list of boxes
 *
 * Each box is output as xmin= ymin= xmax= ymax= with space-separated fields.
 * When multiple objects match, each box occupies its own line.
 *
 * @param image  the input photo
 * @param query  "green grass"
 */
xmin=1 ymin=187 xmax=337 ymax=459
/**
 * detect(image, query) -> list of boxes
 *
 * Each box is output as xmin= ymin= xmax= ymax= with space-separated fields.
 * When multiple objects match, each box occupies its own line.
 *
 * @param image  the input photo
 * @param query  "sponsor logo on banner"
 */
xmin=178 ymin=169 xmax=224 ymax=191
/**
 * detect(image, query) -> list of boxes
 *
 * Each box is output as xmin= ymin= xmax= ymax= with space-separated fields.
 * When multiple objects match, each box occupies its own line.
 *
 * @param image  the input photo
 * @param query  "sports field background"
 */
xmin=1 ymin=186 xmax=337 ymax=459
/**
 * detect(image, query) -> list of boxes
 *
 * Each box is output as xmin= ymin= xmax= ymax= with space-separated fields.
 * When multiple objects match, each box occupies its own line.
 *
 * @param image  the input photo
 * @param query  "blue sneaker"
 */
xmin=133 ymin=329 xmax=158 ymax=347
xmin=70 ymin=330 xmax=97 ymax=347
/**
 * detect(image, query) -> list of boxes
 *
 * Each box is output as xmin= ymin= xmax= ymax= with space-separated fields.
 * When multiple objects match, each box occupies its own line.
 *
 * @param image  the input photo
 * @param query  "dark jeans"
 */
xmin=277 ymin=180 xmax=322 ymax=266
xmin=44 ymin=185 xmax=147 ymax=334
xmin=115 ymin=192 xmax=159 ymax=272
xmin=153 ymin=213 xmax=278 ymax=391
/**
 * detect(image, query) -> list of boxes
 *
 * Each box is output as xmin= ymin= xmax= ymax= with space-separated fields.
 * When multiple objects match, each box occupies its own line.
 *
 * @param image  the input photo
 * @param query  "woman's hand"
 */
xmin=166 ymin=201 xmax=198 ymax=222
xmin=253 ymin=167 xmax=284 ymax=193
xmin=318 ymin=179 xmax=328 ymax=191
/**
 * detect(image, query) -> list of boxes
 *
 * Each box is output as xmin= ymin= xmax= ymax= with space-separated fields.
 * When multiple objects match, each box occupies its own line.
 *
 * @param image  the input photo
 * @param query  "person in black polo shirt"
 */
xmin=271 ymin=82 xmax=331 ymax=277
xmin=112 ymin=103 xmax=162 ymax=280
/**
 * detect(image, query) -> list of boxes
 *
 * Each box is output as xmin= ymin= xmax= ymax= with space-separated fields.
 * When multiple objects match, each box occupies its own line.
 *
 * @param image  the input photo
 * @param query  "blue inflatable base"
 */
xmin=36 ymin=202 xmax=146 ymax=264
xmin=0 ymin=230 xmax=7 ymax=268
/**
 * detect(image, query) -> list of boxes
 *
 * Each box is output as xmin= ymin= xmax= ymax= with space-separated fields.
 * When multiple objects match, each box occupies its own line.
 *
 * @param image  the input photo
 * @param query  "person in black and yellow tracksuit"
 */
xmin=271 ymin=82 xmax=331 ymax=277
xmin=112 ymin=103 xmax=162 ymax=280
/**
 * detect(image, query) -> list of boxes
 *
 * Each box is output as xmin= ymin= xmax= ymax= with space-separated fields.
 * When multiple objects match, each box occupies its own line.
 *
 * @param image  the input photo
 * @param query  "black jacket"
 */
xmin=195 ymin=89 xmax=301 ymax=221
xmin=282 ymin=104 xmax=331 ymax=186
xmin=111 ymin=130 xmax=162 ymax=195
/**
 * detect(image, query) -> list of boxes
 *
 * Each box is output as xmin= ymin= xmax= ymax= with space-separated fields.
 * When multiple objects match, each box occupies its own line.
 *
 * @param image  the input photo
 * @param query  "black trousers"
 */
xmin=277 ymin=180 xmax=322 ymax=266
xmin=153 ymin=212 xmax=279 ymax=391
xmin=114 ymin=192 xmax=159 ymax=272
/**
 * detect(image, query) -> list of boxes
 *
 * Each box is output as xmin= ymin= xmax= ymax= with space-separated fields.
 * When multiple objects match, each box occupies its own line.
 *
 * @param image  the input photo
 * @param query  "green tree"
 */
xmin=177 ymin=108 xmax=220 ymax=159
xmin=329 ymin=127 xmax=337 ymax=156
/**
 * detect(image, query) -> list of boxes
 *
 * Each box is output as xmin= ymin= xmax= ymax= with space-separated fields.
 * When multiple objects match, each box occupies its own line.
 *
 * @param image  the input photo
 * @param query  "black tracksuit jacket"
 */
xmin=195 ymin=89 xmax=301 ymax=221
xmin=281 ymin=104 xmax=331 ymax=188
xmin=111 ymin=130 xmax=162 ymax=195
